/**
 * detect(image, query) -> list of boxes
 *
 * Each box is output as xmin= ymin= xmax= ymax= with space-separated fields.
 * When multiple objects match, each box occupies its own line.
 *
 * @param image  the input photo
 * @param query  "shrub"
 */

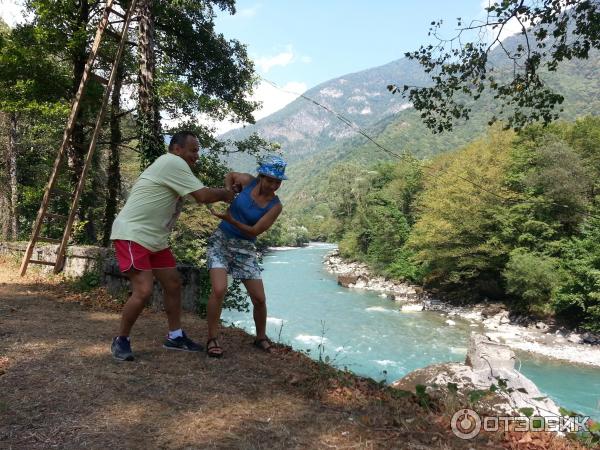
xmin=503 ymin=248 xmax=558 ymax=314
xmin=553 ymin=217 xmax=600 ymax=332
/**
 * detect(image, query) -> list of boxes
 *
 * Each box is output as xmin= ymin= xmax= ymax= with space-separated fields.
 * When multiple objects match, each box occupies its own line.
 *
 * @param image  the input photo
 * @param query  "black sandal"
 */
xmin=206 ymin=338 xmax=223 ymax=358
xmin=253 ymin=338 xmax=273 ymax=353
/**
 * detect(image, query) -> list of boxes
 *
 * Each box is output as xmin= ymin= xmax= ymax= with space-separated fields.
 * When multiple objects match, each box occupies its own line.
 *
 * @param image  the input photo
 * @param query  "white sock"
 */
xmin=168 ymin=328 xmax=183 ymax=339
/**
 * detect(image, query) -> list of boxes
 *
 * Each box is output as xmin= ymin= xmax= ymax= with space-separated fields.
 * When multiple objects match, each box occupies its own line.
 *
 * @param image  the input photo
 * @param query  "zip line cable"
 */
xmin=261 ymin=78 xmax=523 ymax=206
xmin=260 ymin=79 xmax=600 ymax=220
xmin=199 ymin=25 xmax=600 ymax=220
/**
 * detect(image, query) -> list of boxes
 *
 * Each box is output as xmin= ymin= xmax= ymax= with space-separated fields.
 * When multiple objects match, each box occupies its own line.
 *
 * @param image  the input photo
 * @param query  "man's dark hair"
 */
xmin=168 ymin=131 xmax=197 ymax=152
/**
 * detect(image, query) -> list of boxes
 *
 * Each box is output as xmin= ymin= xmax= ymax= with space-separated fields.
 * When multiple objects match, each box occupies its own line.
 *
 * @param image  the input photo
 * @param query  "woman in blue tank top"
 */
xmin=205 ymin=155 xmax=287 ymax=357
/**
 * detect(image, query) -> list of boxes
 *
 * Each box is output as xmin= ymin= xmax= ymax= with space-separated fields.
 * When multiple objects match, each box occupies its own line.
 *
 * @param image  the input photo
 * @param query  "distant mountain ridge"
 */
xmin=220 ymin=32 xmax=600 ymax=213
xmin=220 ymin=57 xmax=427 ymax=163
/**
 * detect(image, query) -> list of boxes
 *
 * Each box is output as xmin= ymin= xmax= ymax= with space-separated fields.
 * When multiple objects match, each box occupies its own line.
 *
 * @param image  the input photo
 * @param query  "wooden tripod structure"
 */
xmin=19 ymin=0 xmax=139 ymax=276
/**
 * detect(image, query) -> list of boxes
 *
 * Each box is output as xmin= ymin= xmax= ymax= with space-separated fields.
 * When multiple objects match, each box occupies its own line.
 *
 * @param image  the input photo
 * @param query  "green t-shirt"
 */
xmin=110 ymin=153 xmax=204 ymax=251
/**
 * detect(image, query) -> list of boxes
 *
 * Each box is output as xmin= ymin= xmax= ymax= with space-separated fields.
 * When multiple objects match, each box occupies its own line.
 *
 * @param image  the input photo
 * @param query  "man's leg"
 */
xmin=243 ymin=278 xmax=271 ymax=352
xmin=153 ymin=268 xmax=202 ymax=351
xmin=119 ymin=270 xmax=154 ymax=336
xmin=152 ymin=268 xmax=182 ymax=332
xmin=206 ymin=268 xmax=228 ymax=356
xmin=111 ymin=269 xmax=154 ymax=361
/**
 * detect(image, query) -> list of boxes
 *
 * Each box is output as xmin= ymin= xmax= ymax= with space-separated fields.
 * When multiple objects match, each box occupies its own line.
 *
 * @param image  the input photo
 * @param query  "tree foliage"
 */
xmin=408 ymin=128 xmax=516 ymax=295
xmin=307 ymin=117 xmax=600 ymax=330
xmin=389 ymin=0 xmax=600 ymax=132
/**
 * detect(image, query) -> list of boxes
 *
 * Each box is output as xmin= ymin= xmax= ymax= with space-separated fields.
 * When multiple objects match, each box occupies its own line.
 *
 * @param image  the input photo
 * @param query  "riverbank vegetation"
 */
xmin=297 ymin=118 xmax=600 ymax=332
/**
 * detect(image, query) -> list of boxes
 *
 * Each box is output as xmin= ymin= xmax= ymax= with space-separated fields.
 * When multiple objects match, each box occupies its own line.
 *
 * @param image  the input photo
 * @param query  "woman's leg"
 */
xmin=242 ymin=279 xmax=268 ymax=341
xmin=206 ymin=268 xmax=228 ymax=341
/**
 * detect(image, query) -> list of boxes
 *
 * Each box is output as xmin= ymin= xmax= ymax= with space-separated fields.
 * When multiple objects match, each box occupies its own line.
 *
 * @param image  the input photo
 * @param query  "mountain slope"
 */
xmin=220 ymin=58 xmax=427 ymax=163
xmin=219 ymin=33 xmax=600 ymax=217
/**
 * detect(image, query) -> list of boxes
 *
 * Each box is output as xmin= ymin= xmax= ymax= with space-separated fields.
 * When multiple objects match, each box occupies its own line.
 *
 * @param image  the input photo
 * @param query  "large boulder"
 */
xmin=392 ymin=333 xmax=561 ymax=417
xmin=337 ymin=275 xmax=359 ymax=287
xmin=465 ymin=333 xmax=516 ymax=371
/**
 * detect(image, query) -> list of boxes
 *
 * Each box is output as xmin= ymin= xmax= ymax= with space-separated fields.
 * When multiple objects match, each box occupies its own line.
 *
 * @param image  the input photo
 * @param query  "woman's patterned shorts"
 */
xmin=206 ymin=228 xmax=262 ymax=280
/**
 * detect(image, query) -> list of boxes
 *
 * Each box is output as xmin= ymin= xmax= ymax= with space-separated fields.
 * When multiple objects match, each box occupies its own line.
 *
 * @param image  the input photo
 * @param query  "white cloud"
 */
xmin=238 ymin=4 xmax=260 ymax=18
xmin=255 ymin=47 xmax=295 ymax=73
xmin=497 ymin=16 xmax=527 ymax=42
xmin=252 ymin=80 xmax=307 ymax=120
xmin=253 ymin=45 xmax=312 ymax=73
xmin=0 ymin=0 xmax=29 ymax=27
xmin=479 ymin=0 xmax=532 ymax=45
xmin=195 ymin=80 xmax=307 ymax=135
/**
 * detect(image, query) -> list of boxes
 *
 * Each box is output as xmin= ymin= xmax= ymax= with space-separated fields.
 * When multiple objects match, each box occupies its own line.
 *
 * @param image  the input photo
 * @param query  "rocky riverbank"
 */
xmin=324 ymin=249 xmax=600 ymax=368
xmin=393 ymin=334 xmax=563 ymax=418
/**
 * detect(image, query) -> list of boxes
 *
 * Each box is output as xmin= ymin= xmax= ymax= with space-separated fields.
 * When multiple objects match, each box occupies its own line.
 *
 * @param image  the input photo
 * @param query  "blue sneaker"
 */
xmin=163 ymin=331 xmax=203 ymax=352
xmin=111 ymin=336 xmax=134 ymax=361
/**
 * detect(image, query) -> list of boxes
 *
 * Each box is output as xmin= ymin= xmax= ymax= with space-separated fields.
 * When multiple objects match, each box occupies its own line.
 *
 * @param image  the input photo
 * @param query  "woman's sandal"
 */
xmin=206 ymin=338 xmax=223 ymax=358
xmin=253 ymin=338 xmax=273 ymax=353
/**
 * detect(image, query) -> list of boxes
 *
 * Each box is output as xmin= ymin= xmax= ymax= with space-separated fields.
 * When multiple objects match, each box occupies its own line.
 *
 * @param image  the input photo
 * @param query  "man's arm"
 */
xmin=190 ymin=187 xmax=234 ymax=204
xmin=212 ymin=203 xmax=282 ymax=238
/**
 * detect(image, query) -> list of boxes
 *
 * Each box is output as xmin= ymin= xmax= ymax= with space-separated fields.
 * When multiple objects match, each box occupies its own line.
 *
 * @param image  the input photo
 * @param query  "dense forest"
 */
xmin=0 ymin=1 xmax=269 ymax=249
xmin=289 ymin=118 xmax=600 ymax=332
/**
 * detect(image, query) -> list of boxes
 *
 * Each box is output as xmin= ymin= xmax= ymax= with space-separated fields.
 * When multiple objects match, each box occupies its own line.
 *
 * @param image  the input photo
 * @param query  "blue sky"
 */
xmin=214 ymin=1 xmax=485 ymax=89
xmin=210 ymin=0 xmax=515 ymax=129
xmin=1 ymin=0 xmax=516 ymax=131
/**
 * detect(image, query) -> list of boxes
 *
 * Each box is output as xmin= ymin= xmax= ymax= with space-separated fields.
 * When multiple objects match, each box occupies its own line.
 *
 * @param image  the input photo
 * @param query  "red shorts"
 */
xmin=113 ymin=240 xmax=176 ymax=272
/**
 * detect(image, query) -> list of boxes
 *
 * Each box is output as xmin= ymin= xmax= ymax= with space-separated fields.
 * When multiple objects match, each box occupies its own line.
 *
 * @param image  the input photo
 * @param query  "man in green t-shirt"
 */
xmin=110 ymin=131 xmax=234 ymax=361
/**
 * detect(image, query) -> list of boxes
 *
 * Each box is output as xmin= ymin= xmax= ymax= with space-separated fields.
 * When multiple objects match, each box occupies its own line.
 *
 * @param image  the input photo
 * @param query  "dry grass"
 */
xmin=0 ymin=257 xmax=590 ymax=449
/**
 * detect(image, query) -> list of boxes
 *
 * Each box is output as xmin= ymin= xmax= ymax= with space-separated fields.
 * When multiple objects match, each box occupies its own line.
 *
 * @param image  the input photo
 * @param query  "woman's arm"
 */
xmin=224 ymin=172 xmax=255 ymax=193
xmin=212 ymin=203 xmax=282 ymax=239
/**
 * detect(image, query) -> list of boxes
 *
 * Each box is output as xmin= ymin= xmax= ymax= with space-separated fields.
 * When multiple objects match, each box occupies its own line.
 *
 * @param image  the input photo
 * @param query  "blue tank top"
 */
xmin=219 ymin=178 xmax=281 ymax=241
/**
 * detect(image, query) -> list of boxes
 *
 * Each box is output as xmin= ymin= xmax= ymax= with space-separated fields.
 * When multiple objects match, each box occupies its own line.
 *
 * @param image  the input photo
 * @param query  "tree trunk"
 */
xmin=68 ymin=0 xmax=90 ymax=186
xmin=103 ymin=62 xmax=124 ymax=246
xmin=8 ymin=112 xmax=18 ymax=240
xmin=137 ymin=0 xmax=163 ymax=169
xmin=0 ymin=112 xmax=9 ymax=240
xmin=67 ymin=0 xmax=93 ymax=242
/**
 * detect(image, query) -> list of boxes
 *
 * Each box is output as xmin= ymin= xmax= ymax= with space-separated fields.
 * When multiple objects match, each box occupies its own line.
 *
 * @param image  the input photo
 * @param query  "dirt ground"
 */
xmin=0 ymin=259 xmax=586 ymax=449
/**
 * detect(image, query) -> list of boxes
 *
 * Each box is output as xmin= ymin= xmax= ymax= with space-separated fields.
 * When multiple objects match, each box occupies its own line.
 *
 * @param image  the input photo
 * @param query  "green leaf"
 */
xmin=392 ymin=389 xmax=412 ymax=398
xmin=519 ymin=407 xmax=534 ymax=417
xmin=469 ymin=390 xmax=488 ymax=403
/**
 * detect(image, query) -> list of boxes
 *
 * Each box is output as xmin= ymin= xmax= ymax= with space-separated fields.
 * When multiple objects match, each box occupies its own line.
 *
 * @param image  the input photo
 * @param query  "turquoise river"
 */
xmin=222 ymin=243 xmax=600 ymax=421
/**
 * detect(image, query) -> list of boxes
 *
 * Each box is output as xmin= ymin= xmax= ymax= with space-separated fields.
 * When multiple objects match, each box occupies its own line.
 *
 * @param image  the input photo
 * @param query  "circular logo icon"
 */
xmin=451 ymin=409 xmax=481 ymax=439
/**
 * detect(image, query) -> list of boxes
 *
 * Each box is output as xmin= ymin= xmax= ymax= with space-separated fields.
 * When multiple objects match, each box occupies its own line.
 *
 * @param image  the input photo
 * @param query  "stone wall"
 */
xmin=1 ymin=242 xmax=205 ymax=312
